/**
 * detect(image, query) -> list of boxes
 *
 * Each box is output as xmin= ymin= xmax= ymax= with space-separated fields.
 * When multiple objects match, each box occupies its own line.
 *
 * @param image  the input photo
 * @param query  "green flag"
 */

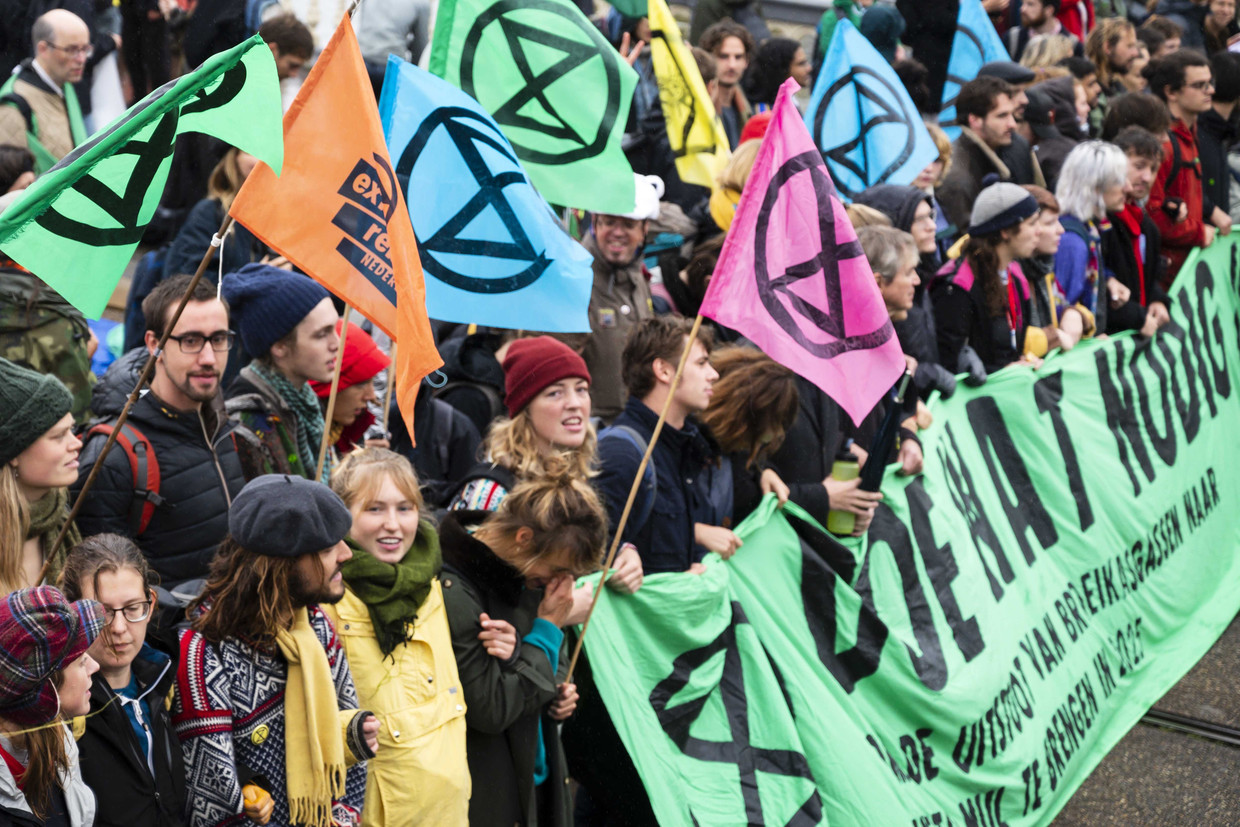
xmin=0 ymin=36 xmax=284 ymax=319
xmin=429 ymin=0 xmax=637 ymax=214
xmin=584 ymin=237 xmax=1240 ymax=826
xmin=581 ymin=559 xmax=825 ymax=826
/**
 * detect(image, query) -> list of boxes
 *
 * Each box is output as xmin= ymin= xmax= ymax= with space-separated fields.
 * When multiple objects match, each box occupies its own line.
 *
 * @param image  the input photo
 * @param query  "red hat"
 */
xmin=310 ymin=321 xmax=390 ymax=398
xmin=502 ymin=336 xmax=591 ymax=417
xmin=739 ymin=111 xmax=772 ymax=146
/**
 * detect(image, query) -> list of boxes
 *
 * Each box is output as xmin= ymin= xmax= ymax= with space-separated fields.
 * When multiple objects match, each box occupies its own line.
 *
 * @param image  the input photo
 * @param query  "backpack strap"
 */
xmin=0 ymin=93 xmax=32 ymax=133
xmin=85 ymin=420 xmax=163 ymax=535
xmin=598 ymin=424 xmax=658 ymax=535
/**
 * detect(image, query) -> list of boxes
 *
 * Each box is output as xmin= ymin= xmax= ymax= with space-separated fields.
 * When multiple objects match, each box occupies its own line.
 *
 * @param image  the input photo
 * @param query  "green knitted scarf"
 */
xmin=341 ymin=523 xmax=442 ymax=657
xmin=252 ymin=362 xmax=331 ymax=481
xmin=28 ymin=488 xmax=80 ymax=585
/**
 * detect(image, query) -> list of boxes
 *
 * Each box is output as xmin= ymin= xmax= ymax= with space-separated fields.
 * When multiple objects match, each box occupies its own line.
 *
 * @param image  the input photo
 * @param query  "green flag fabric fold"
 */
xmin=0 ymin=35 xmax=284 ymax=319
xmin=582 ymin=238 xmax=1240 ymax=826
xmin=429 ymin=0 xmax=637 ymax=214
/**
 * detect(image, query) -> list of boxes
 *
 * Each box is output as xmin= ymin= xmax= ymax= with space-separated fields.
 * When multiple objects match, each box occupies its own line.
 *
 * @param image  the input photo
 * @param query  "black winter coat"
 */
xmin=439 ymin=515 xmax=570 ymax=827
xmin=1197 ymin=107 xmax=1238 ymax=217
xmin=74 ymin=350 xmax=247 ymax=587
xmin=1104 ymin=206 xmax=1173 ymax=334
xmin=767 ymin=374 xmax=851 ymax=524
xmin=77 ymin=647 xmax=187 ymax=827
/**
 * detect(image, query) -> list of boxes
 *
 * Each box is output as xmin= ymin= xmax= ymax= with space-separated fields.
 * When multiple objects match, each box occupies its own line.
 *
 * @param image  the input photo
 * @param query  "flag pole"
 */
xmin=565 ymin=312 xmax=705 ymax=683
xmin=316 ymin=304 xmax=352 ymax=481
xmin=380 ymin=341 xmax=397 ymax=433
xmin=41 ymin=215 xmax=237 ymax=585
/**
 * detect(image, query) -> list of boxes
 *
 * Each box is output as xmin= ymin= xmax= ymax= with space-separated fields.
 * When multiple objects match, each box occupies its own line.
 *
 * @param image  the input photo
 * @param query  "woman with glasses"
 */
xmin=0 ymin=357 xmax=81 ymax=595
xmin=59 ymin=533 xmax=196 ymax=827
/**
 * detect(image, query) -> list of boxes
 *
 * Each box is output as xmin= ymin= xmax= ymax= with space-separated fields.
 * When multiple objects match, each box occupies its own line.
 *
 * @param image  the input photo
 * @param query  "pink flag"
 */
xmin=699 ymin=78 xmax=905 ymax=425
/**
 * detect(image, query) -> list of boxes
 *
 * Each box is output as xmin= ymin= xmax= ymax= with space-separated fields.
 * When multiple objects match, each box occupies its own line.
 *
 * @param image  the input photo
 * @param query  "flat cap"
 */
xmin=228 ymin=475 xmax=352 ymax=558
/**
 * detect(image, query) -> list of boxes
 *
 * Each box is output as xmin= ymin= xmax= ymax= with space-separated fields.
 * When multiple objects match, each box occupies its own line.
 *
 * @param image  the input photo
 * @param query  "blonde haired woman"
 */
xmin=0 ymin=359 xmax=81 ymax=594
xmin=162 ymin=146 xmax=268 ymax=279
xmin=448 ymin=336 xmax=641 ymax=597
xmin=327 ymin=448 xmax=469 ymax=826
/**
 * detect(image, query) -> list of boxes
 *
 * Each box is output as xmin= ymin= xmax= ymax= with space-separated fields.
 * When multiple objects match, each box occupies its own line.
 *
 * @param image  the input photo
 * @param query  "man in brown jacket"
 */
xmin=0 ymin=9 xmax=90 ymax=172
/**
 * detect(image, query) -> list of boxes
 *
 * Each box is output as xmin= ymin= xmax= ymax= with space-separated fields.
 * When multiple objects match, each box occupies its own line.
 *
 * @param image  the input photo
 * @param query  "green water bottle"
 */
xmin=826 ymin=447 xmax=859 ymax=536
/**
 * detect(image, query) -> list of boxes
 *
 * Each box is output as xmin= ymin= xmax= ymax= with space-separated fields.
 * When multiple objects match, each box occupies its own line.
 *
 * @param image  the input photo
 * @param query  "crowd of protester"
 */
xmin=0 ymin=0 xmax=1235 ymax=824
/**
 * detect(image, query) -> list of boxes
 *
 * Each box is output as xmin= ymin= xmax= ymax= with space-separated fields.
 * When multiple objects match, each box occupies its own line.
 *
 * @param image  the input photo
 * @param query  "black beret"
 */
xmin=978 ymin=61 xmax=1037 ymax=86
xmin=229 ymin=475 xmax=352 ymax=558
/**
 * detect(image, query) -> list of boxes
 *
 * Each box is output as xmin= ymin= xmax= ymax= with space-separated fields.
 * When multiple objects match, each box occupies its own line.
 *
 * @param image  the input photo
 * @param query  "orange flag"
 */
xmin=231 ymin=13 xmax=440 ymax=441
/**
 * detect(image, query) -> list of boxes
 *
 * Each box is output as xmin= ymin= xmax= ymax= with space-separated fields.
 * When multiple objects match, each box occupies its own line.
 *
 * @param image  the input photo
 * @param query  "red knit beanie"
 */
xmin=310 ymin=320 xmax=390 ymax=398
xmin=502 ymin=336 xmax=591 ymax=417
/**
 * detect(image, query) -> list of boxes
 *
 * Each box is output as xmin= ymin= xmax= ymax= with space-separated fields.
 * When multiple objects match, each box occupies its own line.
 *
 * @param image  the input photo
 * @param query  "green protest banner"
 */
xmin=583 ymin=238 xmax=1240 ymax=826
xmin=428 ymin=0 xmax=637 ymax=214
xmin=0 ymin=35 xmax=284 ymax=319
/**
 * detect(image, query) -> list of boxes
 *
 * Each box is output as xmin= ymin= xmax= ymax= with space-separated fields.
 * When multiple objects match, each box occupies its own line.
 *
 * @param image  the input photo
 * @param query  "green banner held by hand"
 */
xmin=582 ymin=237 xmax=1240 ymax=826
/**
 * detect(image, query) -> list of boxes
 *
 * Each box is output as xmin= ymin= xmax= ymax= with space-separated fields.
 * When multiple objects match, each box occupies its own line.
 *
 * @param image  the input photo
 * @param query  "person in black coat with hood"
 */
xmin=61 ymin=534 xmax=189 ymax=827
xmin=852 ymin=184 xmax=957 ymax=400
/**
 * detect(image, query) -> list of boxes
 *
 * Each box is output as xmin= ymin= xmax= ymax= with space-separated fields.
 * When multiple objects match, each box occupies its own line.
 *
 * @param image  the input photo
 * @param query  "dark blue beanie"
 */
xmin=221 ymin=263 xmax=331 ymax=357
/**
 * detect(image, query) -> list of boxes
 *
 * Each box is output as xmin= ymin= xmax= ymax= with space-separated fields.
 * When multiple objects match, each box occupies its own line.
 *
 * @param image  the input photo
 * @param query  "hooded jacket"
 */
xmin=1197 ymin=106 xmax=1238 ymax=218
xmin=74 ymin=348 xmax=247 ymax=588
xmin=581 ymin=233 xmax=654 ymax=423
xmin=932 ymin=256 xmax=1032 ymax=374
xmin=76 ymin=645 xmax=186 ymax=827
xmin=438 ymin=514 xmax=570 ymax=827
xmin=0 ymin=725 xmax=94 ymax=827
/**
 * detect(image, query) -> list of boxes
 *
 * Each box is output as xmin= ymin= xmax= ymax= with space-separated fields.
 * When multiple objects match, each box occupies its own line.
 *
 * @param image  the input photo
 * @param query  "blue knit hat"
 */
xmin=221 ymin=264 xmax=331 ymax=357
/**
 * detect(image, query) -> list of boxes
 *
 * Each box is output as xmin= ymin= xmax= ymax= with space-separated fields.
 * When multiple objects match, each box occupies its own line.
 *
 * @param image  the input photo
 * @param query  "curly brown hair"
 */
xmin=699 ymin=347 xmax=799 ymax=469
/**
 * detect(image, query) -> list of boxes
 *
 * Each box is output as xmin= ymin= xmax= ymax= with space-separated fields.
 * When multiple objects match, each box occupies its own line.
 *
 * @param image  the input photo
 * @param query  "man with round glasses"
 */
xmin=0 ymin=9 xmax=91 ymax=172
xmin=73 ymin=274 xmax=249 ymax=613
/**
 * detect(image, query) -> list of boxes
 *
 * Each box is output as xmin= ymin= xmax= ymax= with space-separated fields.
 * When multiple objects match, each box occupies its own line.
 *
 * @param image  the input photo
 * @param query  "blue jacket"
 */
xmin=595 ymin=397 xmax=718 ymax=574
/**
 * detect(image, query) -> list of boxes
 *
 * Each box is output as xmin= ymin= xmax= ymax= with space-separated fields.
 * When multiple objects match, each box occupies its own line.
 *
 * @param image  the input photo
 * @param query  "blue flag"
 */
xmin=379 ymin=55 xmax=594 ymax=332
xmin=804 ymin=20 xmax=939 ymax=203
xmin=939 ymin=0 xmax=1008 ymax=139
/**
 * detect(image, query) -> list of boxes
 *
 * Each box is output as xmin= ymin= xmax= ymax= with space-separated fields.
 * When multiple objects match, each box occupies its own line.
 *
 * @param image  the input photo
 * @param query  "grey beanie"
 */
xmin=228 ymin=474 xmax=352 ymax=558
xmin=968 ymin=180 xmax=1039 ymax=237
xmin=0 ymin=358 xmax=73 ymax=466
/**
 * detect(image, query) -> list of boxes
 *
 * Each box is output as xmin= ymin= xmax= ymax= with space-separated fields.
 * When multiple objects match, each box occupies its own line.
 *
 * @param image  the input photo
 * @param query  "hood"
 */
xmin=437 ymin=330 xmax=505 ymax=390
xmin=90 ymin=346 xmax=148 ymax=419
xmin=1198 ymin=107 xmax=1239 ymax=141
xmin=853 ymin=185 xmax=931 ymax=233
xmin=1027 ymin=77 xmax=1082 ymax=142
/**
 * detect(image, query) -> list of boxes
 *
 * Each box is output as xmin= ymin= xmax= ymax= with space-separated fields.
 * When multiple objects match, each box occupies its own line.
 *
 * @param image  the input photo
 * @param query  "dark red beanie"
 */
xmin=502 ymin=336 xmax=591 ymax=417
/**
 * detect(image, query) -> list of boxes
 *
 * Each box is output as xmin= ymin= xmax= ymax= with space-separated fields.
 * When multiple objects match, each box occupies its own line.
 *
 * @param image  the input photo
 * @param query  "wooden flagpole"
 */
xmin=316 ymin=304 xmax=352 ymax=481
xmin=41 ymin=215 xmax=237 ymax=584
xmin=380 ymin=341 xmax=397 ymax=433
xmin=565 ymin=313 xmax=705 ymax=683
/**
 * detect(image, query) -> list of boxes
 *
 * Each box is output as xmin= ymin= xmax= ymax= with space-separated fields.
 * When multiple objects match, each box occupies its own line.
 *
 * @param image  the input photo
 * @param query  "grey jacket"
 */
xmin=0 ymin=726 xmax=95 ymax=827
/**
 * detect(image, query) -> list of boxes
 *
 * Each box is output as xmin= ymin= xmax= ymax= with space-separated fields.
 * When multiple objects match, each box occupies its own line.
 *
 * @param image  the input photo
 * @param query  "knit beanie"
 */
xmin=0 ymin=358 xmax=73 ymax=466
xmin=0 ymin=587 xmax=105 ymax=726
xmin=502 ymin=336 xmax=591 ymax=417
xmin=968 ymin=180 xmax=1039 ymax=237
xmin=221 ymin=263 xmax=331 ymax=358
xmin=310 ymin=321 xmax=390 ymax=398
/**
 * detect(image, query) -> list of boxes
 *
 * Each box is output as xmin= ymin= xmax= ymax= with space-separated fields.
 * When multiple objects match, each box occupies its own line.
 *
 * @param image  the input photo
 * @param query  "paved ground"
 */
xmin=1053 ymin=613 xmax=1240 ymax=826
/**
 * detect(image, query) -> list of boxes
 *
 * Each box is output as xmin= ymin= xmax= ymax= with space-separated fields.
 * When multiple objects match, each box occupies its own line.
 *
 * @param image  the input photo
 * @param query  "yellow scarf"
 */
xmin=275 ymin=609 xmax=346 ymax=827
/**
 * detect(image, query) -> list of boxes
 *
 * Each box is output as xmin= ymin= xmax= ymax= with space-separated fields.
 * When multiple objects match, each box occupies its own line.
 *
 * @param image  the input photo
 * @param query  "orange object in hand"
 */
xmin=242 ymin=784 xmax=273 ymax=825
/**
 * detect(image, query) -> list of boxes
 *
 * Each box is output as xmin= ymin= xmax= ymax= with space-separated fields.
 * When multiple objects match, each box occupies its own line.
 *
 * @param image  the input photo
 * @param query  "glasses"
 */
xmin=166 ymin=331 xmax=235 ymax=353
xmin=103 ymin=601 xmax=152 ymax=624
xmin=1187 ymin=80 xmax=1215 ymax=91
xmin=46 ymin=43 xmax=93 ymax=59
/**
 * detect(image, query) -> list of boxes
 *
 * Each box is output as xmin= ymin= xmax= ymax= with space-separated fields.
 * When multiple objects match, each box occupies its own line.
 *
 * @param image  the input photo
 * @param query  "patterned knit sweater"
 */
xmin=172 ymin=605 xmax=369 ymax=827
